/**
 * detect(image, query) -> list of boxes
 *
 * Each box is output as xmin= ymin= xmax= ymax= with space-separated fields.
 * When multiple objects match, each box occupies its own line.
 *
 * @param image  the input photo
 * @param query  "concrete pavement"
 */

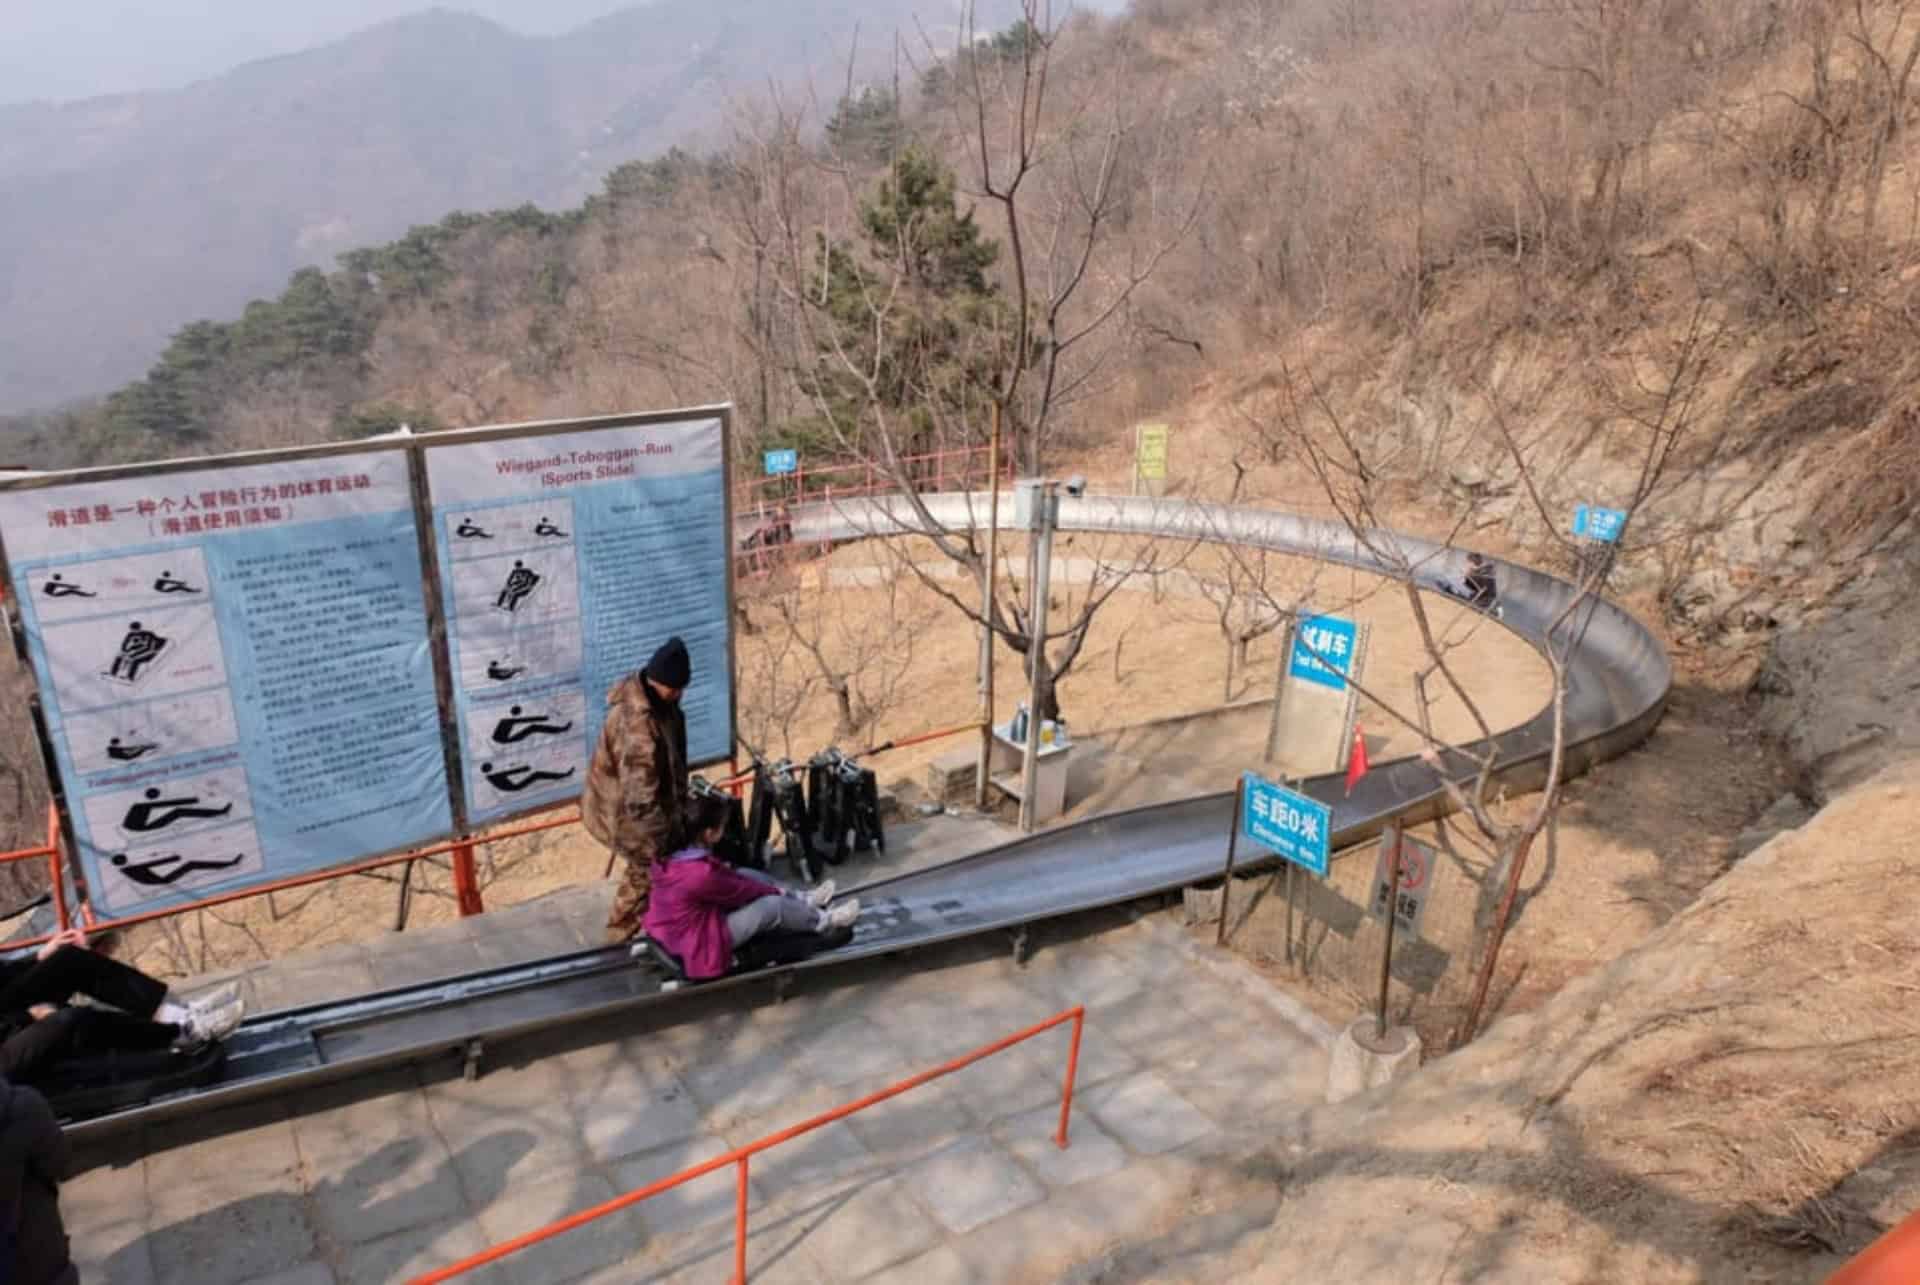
xmin=61 ymin=809 xmax=1331 ymax=1284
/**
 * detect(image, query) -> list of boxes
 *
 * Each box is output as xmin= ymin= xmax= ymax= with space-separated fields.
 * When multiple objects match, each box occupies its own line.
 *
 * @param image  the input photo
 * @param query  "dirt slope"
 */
xmin=1115 ymin=756 xmax=1920 ymax=1284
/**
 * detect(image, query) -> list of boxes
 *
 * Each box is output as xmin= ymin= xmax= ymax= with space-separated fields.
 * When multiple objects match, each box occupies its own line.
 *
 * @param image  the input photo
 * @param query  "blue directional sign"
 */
xmin=1240 ymin=771 xmax=1331 ymax=877
xmin=763 ymin=449 xmax=798 ymax=477
xmin=1572 ymin=504 xmax=1626 ymax=544
xmin=1288 ymin=613 xmax=1358 ymax=691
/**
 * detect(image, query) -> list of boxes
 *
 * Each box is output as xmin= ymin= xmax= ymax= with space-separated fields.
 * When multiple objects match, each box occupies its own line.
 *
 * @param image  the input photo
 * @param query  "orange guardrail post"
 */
xmin=406 ymin=1005 xmax=1086 ymax=1284
xmin=1829 ymin=1207 xmax=1920 ymax=1285
xmin=1056 ymin=1008 xmax=1083 ymax=1148
xmin=450 ymin=842 xmax=485 ymax=918
xmin=733 ymin=1157 xmax=751 ymax=1283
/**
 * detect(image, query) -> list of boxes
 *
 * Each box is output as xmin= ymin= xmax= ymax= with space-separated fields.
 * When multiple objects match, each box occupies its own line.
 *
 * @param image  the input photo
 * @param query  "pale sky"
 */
xmin=4 ymin=0 xmax=1125 ymax=105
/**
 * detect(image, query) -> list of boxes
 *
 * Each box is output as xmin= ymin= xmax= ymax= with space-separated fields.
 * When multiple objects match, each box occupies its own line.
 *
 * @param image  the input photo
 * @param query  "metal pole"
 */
xmin=1217 ymin=776 xmax=1245 ymax=946
xmin=977 ymin=405 xmax=1003 ymax=810
xmin=1376 ymin=818 xmax=1404 ymax=1041
xmin=1284 ymin=863 xmax=1295 ymax=966
xmin=1018 ymin=482 xmax=1054 ymax=832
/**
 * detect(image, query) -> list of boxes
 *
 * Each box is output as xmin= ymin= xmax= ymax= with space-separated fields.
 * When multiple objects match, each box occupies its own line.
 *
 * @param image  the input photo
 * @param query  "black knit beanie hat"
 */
xmin=645 ymin=636 xmax=692 ymax=688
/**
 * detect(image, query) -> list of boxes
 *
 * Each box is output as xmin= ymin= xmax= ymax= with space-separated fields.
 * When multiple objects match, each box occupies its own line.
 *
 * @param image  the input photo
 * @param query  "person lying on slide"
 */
xmin=0 ymin=929 xmax=246 ymax=1086
xmin=640 ymin=794 xmax=859 ymax=980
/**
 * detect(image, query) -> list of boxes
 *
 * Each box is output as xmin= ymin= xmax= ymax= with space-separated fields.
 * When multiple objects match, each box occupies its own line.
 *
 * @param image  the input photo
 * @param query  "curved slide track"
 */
xmin=65 ymin=496 xmax=1670 ymax=1142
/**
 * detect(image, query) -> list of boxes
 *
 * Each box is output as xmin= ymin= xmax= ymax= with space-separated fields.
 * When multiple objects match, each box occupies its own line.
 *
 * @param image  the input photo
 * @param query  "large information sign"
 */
xmin=0 ymin=450 xmax=452 ymax=915
xmin=423 ymin=414 xmax=733 ymax=825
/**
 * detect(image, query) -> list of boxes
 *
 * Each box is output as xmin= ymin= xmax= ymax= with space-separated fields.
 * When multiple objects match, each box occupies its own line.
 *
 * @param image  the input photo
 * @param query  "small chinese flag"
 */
xmin=1345 ymin=725 xmax=1370 ymax=796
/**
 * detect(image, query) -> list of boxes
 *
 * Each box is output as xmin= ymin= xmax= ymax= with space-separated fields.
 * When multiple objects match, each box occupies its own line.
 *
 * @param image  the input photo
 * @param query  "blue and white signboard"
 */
xmin=424 ymin=416 xmax=734 ymax=825
xmin=0 ymin=451 xmax=453 ymax=916
xmin=1572 ymin=504 xmax=1627 ymax=544
xmin=1288 ymin=613 xmax=1359 ymax=691
xmin=1240 ymin=771 xmax=1331 ymax=877
xmin=763 ymin=449 xmax=798 ymax=477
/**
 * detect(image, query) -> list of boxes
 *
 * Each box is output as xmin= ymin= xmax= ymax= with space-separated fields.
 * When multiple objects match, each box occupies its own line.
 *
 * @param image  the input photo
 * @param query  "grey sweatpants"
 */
xmin=725 ymin=869 xmax=822 ymax=945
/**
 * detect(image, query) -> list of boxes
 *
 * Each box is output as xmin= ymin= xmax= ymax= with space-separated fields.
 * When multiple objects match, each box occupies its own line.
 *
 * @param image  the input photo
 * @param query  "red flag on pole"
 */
xmin=1345 ymin=725 xmax=1370 ymax=796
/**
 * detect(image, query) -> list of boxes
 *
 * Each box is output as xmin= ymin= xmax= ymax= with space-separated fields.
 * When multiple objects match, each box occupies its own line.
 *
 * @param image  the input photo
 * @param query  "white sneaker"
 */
xmin=190 ymin=981 xmax=242 ymax=1012
xmin=174 ymin=993 xmax=245 ymax=1051
xmin=821 ymin=899 xmax=860 ymax=932
xmin=806 ymin=879 xmax=837 ymax=909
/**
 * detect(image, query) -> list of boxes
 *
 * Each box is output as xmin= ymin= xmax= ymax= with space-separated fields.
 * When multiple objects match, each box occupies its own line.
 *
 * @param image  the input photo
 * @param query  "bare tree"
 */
xmin=761 ymin=556 xmax=932 ymax=746
xmin=736 ymin=1 xmax=1205 ymax=722
xmin=1228 ymin=295 xmax=1726 ymax=1048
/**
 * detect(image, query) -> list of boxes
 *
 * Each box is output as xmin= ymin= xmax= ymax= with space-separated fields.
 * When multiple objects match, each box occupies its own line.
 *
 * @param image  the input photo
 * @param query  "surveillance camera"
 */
xmin=1063 ymin=474 xmax=1087 ymax=497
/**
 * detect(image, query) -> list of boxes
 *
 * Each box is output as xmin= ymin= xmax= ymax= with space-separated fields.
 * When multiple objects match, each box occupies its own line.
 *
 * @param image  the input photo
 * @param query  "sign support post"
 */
xmin=1217 ymin=775 xmax=1246 ymax=946
xmin=1375 ymin=818 xmax=1404 ymax=1040
xmin=1019 ymin=480 xmax=1058 ymax=832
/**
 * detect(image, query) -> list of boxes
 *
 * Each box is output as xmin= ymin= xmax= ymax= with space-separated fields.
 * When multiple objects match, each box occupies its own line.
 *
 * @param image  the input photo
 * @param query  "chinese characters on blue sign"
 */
xmin=763 ymin=449 xmax=798 ymax=477
xmin=1240 ymin=771 xmax=1331 ymax=877
xmin=1287 ymin=613 xmax=1358 ymax=691
xmin=1572 ymin=504 xmax=1626 ymax=543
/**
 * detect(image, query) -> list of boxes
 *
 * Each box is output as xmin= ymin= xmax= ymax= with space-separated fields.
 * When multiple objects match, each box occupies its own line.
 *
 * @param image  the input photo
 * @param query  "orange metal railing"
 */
xmin=407 ymin=1005 xmax=1087 ymax=1284
xmin=0 ymin=803 xmax=70 ymax=948
xmin=1828 ymin=1206 xmax=1920 ymax=1284
xmin=0 ymin=722 xmax=983 ymax=955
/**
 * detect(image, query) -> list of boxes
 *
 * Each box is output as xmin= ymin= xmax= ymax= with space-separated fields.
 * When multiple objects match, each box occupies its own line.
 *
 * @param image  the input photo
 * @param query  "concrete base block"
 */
xmin=927 ymin=747 xmax=978 ymax=803
xmin=1325 ymin=1016 xmax=1422 ymax=1104
xmin=1181 ymin=884 xmax=1224 ymax=925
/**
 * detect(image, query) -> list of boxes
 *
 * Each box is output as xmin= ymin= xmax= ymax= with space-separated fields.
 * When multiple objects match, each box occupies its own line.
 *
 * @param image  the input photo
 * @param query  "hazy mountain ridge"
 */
xmin=0 ymin=0 xmax=1011 ymax=412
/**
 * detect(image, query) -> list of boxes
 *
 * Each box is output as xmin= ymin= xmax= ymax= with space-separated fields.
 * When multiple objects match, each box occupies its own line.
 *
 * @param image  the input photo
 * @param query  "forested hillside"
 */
xmin=12 ymin=0 xmax=1919 ymax=779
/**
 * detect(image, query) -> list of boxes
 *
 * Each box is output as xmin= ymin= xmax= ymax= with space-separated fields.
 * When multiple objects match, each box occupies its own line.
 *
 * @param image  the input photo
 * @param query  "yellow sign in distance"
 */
xmin=1135 ymin=423 xmax=1170 ymax=480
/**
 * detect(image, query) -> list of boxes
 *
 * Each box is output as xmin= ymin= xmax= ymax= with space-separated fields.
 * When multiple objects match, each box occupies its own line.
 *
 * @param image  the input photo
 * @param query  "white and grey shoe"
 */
xmin=806 ymin=879 xmax=837 ymax=909
xmin=173 ymin=991 xmax=246 ymax=1052
xmin=821 ymin=899 xmax=860 ymax=932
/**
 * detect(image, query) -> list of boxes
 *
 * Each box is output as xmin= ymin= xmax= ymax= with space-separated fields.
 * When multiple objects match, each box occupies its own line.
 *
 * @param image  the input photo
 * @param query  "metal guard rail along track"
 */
xmin=62 ymin=495 xmax=1671 ymax=1144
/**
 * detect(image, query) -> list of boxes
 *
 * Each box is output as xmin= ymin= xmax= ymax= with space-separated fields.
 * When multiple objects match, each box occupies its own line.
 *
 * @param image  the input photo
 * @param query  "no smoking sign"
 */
xmin=1370 ymin=831 xmax=1435 ymax=939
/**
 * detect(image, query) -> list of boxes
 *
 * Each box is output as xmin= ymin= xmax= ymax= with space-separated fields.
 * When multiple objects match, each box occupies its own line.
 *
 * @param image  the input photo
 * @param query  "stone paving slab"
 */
xmin=67 ymin=897 xmax=1330 ymax=1285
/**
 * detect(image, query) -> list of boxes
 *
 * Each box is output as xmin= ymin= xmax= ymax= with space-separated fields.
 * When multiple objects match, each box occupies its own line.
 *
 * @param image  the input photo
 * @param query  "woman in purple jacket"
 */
xmin=641 ymin=794 xmax=860 ymax=980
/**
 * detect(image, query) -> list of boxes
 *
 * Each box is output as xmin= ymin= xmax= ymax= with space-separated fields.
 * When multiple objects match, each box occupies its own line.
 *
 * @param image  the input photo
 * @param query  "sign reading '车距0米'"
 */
xmin=422 ymin=415 xmax=734 ymax=825
xmin=1240 ymin=771 xmax=1331 ymax=877
xmin=0 ymin=451 xmax=452 ymax=916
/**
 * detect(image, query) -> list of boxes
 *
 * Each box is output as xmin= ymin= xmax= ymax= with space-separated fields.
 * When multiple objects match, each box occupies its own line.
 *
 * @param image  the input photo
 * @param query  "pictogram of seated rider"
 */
xmin=490 ymin=706 xmax=573 ymax=745
xmin=122 ymin=788 xmax=232 ymax=833
xmin=105 ymin=737 xmax=159 ymax=763
xmin=110 ymin=851 xmax=246 ymax=888
xmin=455 ymin=517 xmax=493 ymax=540
xmin=486 ymin=659 xmax=525 ymax=682
xmin=105 ymin=622 xmax=168 ymax=683
xmin=533 ymin=516 xmax=568 ymax=539
xmin=481 ymin=762 xmax=575 ymax=792
xmin=41 ymin=573 xmax=95 ymax=599
xmin=151 ymin=570 xmax=201 ymax=595
xmin=495 ymin=561 xmax=540 ymax=612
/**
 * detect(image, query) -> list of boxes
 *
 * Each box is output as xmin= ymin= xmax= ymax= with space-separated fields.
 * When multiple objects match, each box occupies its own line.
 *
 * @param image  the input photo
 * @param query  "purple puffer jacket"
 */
xmin=641 ymin=847 xmax=777 ymax=980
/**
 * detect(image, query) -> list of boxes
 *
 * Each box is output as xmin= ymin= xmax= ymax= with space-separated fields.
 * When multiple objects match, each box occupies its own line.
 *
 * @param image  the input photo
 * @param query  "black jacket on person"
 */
xmin=0 ymin=1080 xmax=76 ymax=1285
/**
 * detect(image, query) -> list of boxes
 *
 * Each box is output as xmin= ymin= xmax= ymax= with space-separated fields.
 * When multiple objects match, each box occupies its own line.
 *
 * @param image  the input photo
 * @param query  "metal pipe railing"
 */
xmin=407 ymin=1004 xmax=1087 ymax=1284
xmin=2 ymin=720 xmax=988 ymax=956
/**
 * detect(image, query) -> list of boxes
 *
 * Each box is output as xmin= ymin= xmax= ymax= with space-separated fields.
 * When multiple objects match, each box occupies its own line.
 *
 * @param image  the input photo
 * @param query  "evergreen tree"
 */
xmin=797 ymin=146 xmax=1011 ymax=460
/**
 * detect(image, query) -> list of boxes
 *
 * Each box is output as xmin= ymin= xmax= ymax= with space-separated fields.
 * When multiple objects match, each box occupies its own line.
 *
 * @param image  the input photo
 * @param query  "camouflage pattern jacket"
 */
xmin=582 ymin=672 xmax=688 ymax=859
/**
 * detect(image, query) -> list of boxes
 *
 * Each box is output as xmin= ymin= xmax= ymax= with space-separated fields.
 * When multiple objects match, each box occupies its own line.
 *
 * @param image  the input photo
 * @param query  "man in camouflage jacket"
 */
xmin=583 ymin=636 xmax=691 ymax=942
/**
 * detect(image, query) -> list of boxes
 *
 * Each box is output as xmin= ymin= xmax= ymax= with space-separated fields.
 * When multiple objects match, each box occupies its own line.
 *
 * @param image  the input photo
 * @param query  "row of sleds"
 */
xmin=636 ymin=748 xmax=888 ymax=987
xmin=690 ymin=746 xmax=887 ymax=886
